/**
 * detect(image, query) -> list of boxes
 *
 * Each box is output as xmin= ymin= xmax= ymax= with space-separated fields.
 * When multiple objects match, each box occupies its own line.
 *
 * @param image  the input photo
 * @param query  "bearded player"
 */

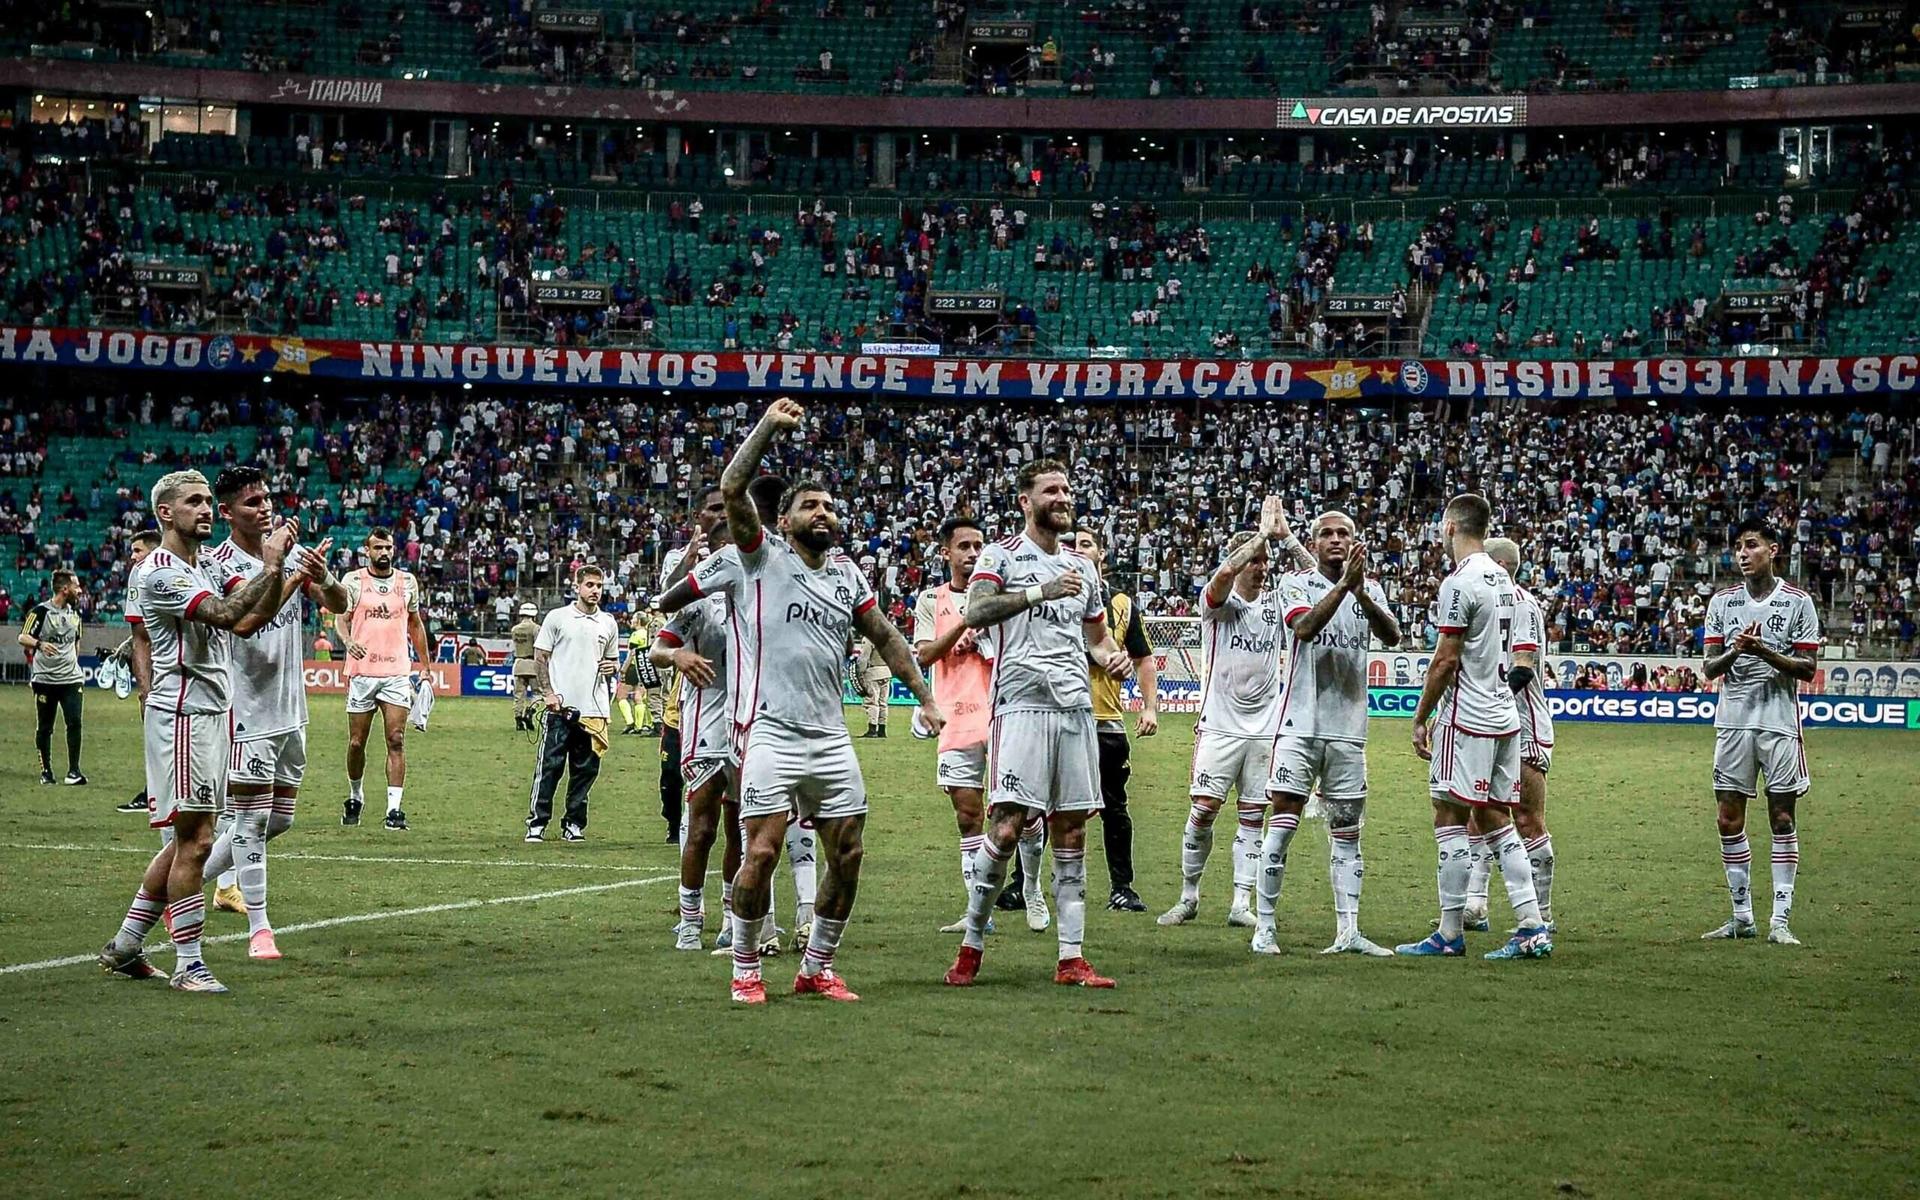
xmin=1253 ymin=510 xmax=1400 ymax=957
xmin=944 ymin=459 xmax=1134 ymax=990
xmin=335 ymin=528 xmax=430 ymax=831
xmin=693 ymin=399 xmax=943 ymax=1004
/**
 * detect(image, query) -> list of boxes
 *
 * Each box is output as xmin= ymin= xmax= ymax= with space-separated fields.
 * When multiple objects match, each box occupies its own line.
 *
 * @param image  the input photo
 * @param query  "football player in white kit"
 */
xmin=913 ymin=516 xmax=998 ymax=933
xmin=1251 ymin=509 xmax=1401 ymax=957
xmin=655 ymin=513 xmax=742 ymax=952
xmin=699 ymin=399 xmax=944 ymax=1004
xmin=1455 ymin=537 xmax=1558 ymax=934
xmin=1700 ymin=519 xmax=1819 ymax=946
xmin=1398 ymin=494 xmax=1552 ymax=961
xmin=97 ymin=470 xmax=314 ymax=993
xmin=1157 ymin=497 xmax=1310 ymax=930
xmin=943 ymin=458 xmax=1134 ymax=990
xmin=201 ymin=466 xmax=351 ymax=961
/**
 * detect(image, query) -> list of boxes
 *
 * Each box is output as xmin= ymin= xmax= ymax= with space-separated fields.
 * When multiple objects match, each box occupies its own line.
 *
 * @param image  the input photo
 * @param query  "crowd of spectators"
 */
xmin=4 ymin=386 xmax=1917 ymax=670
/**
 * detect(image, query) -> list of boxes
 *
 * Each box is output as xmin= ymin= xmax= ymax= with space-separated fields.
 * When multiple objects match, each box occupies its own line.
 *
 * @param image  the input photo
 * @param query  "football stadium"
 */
xmin=1 ymin=1 xmax=1918 ymax=1195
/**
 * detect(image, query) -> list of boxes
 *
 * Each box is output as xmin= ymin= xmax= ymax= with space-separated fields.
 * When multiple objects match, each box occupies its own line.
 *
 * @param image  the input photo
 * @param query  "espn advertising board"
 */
xmin=8 ymin=326 xmax=1920 ymax=404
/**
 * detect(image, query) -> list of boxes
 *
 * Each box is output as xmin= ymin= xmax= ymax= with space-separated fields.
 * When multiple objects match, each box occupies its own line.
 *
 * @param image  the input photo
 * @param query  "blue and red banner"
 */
xmin=5 ymin=326 xmax=1919 ymax=402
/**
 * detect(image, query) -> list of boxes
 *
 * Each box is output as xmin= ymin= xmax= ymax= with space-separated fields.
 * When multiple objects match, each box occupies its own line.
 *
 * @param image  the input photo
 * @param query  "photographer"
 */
xmin=524 ymin=566 xmax=621 ymax=843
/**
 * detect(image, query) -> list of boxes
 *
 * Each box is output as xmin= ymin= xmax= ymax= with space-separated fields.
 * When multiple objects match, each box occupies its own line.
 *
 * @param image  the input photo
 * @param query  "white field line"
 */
xmin=3 ymin=843 xmax=665 ymax=872
xmin=0 ymin=871 xmax=685 ymax=976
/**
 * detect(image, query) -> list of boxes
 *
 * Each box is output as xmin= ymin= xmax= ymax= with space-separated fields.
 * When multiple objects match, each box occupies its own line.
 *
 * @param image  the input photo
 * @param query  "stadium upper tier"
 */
xmin=0 ymin=388 xmax=1914 ymax=663
xmin=6 ymin=0 xmax=1915 ymax=97
xmin=6 ymin=161 xmax=1912 ymax=360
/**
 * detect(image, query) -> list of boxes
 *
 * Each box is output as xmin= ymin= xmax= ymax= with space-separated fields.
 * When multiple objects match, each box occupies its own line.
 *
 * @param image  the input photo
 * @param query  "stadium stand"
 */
xmin=2 ymin=386 xmax=1914 ymax=661
xmin=3 ymin=130 xmax=1914 ymax=358
xmin=6 ymin=0 xmax=1919 ymax=96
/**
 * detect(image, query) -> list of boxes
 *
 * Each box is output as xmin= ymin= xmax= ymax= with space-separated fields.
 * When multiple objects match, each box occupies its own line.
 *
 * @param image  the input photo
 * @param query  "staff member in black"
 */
xmin=21 ymin=569 xmax=88 ymax=785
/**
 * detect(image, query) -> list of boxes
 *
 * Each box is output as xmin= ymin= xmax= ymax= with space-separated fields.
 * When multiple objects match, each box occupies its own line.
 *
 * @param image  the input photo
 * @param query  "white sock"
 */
xmin=1770 ymin=831 xmax=1799 ymax=926
xmin=1720 ymin=832 xmax=1753 ymax=921
xmin=1231 ymin=802 xmax=1265 ymax=898
xmin=1052 ymin=846 xmax=1087 ymax=962
xmin=202 ymin=828 xmax=236 ymax=883
xmin=386 ymin=786 xmax=403 ymax=814
xmin=678 ymin=885 xmax=704 ymax=931
xmin=232 ymin=810 xmax=271 ymax=935
xmin=1253 ymin=810 xmax=1300 ymax=934
xmin=1180 ymin=803 xmax=1218 ymax=903
xmin=1017 ymin=815 xmax=1044 ymax=890
xmin=1465 ymin=834 xmax=1491 ymax=912
xmin=800 ymin=915 xmax=848 ymax=977
xmin=730 ymin=910 xmax=761 ymax=979
xmin=1525 ymin=834 xmax=1555 ymax=925
xmin=1488 ymin=825 xmax=1543 ymax=928
xmin=210 ymin=811 xmax=237 ymax=887
xmin=964 ymin=838 xmax=1012 ymax=950
xmin=1329 ymin=822 xmax=1362 ymax=937
xmin=786 ymin=820 xmax=817 ymax=926
xmin=349 ymin=777 xmax=365 ymax=803
xmin=1435 ymin=824 xmax=1470 ymax=940
xmin=959 ymin=833 xmax=984 ymax=905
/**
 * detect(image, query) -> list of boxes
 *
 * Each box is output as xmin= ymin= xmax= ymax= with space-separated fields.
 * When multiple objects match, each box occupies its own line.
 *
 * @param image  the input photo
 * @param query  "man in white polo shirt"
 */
xmin=524 ymin=565 xmax=621 ymax=843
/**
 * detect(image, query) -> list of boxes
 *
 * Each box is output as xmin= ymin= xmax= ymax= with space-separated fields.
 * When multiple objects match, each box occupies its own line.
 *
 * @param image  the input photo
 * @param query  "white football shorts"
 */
xmin=1712 ymin=728 xmax=1809 ymax=798
xmin=988 ymin=708 xmax=1101 ymax=815
xmin=1429 ymin=724 xmax=1520 ymax=808
xmin=737 ymin=720 xmax=867 ymax=822
xmin=146 ymin=709 xmax=230 ymax=829
xmin=1267 ymin=734 xmax=1368 ymax=801
xmin=1188 ymin=731 xmax=1272 ymax=802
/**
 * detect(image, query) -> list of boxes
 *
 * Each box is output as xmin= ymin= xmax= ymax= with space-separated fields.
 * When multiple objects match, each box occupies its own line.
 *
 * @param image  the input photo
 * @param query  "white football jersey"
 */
xmin=1704 ymin=579 xmax=1820 ymax=735
xmin=1196 ymin=586 xmax=1284 ymax=739
xmin=1509 ymin=583 xmax=1554 ymax=748
xmin=661 ymin=594 xmax=732 ymax=761
xmin=1274 ymin=569 xmax=1386 ymax=744
xmin=971 ymin=531 xmax=1104 ymax=714
xmin=138 ymin=548 xmax=231 ymax=716
xmin=1432 ymin=552 xmax=1519 ymax=736
xmin=206 ymin=537 xmax=309 ymax=739
xmin=702 ymin=533 xmax=875 ymax=735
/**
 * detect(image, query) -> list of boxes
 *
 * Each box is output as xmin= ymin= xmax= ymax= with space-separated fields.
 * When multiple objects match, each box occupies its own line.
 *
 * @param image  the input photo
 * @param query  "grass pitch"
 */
xmin=1 ymin=692 xmax=1915 ymax=1199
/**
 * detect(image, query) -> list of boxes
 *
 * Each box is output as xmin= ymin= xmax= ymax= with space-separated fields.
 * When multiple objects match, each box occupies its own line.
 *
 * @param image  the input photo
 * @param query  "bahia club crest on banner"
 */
xmin=5 ymin=326 xmax=1920 ymax=403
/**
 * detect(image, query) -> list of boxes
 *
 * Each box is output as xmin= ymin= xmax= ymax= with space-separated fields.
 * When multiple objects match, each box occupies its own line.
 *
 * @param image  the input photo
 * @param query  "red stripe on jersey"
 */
xmin=739 ymin=528 xmax=765 ymax=554
xmin=972 ymin=570 xmax=1004 ymax=586
xmin=854 ymin=595 xmax=877 ymax=616
xmin=1283 ymin=605 xmax=1310 ymax=626
xmin=183 ymin=591 xmax=213 ymax=618
xmin=656 ymin=630 xmax=684 ymax=648
xmin=1435 ymin=625 xmax=1466 ymax=634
